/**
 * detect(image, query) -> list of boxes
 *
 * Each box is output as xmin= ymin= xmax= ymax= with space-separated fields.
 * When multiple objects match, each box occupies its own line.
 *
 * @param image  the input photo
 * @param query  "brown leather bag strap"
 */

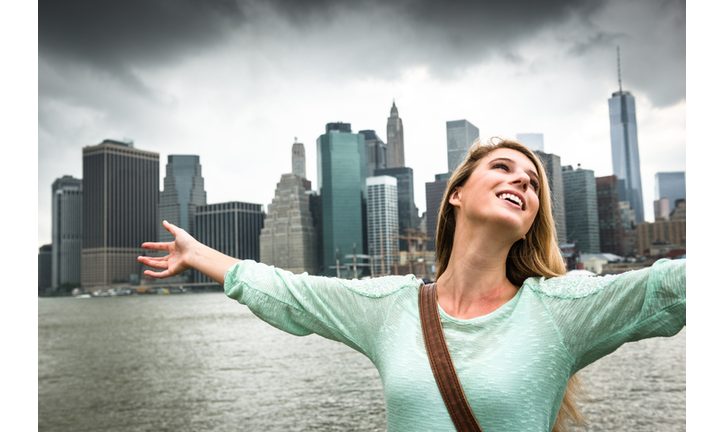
xmin=419 ymin=283 xmax=483 ymax=432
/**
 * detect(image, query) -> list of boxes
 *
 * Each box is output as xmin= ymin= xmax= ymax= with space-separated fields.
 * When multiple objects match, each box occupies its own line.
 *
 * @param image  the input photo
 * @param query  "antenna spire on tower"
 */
xmin=617 ymin=46 xmax=622 ymax=92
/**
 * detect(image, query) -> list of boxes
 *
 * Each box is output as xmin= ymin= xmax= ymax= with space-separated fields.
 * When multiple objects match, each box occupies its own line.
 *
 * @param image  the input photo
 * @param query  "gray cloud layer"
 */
xmin=40 ymin=0 xmax=685 ymax=107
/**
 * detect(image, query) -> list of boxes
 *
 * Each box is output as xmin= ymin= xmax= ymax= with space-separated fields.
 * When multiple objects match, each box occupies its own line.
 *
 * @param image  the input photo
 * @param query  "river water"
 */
xmin=38 ymin=293 xmax=685 ymax=431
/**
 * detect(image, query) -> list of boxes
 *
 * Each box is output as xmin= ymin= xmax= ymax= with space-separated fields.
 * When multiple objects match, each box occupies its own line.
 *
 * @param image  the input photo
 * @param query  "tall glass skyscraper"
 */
xmin=159 ymin=155 xmax=207 ymax=243
xmin=608 ymin=87 xmax=644 ymax=223
xmin=317 ymin=122 xmax=367 ymax=277
xmin=52 ymin=175 xmax=82 ymax=289
xmin=562 ymin=165 xmax=600 ymax=254
xmin=446 ymin=120 xmax=479 ymax=173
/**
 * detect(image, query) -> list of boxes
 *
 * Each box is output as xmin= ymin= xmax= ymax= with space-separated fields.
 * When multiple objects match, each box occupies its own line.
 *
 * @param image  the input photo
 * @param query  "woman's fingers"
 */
xmin=144 ymin=269 xmax=170 ymax=278
xmin=141 ymin=242 xmax=172 ymax=251
xmin=138 ymin=256 xmax=168 ymax=269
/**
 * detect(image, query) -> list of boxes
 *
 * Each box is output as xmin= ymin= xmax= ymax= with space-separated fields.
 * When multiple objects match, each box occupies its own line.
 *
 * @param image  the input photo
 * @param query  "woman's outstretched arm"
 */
xmin=137 ymin=220 xmax=240 ymax=286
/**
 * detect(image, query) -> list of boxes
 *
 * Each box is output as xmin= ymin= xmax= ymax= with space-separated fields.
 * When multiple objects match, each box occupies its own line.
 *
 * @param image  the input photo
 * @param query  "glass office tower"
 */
xmin=562 ymin=165 xmax=600 ymax=254
xmin=608 ymin=89 xmax=644 ymax=223
xmin=654 ymin=172 xmax=686 ymax=215
xmin=51 ymin=175 xmax=83 ymax=289
xmin=158 ymin=155 xmax=207 ymax=243
xmin=317 ymin=122 xmax=367 ymax=277
xmin=446 ymin=120 xmax=479 ymax=173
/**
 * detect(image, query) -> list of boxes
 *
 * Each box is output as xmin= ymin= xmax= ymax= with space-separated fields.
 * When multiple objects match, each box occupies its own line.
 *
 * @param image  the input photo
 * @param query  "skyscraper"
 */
xmin=158 ymin=155 xmax=206 ymax=243
xmin=361 ymin=130 xmax=387 ymax=177
xmin=194 ymin=202 xmax=265 ymax=283
xmin=82 ymin=139 xmax=159 ymax=288
xmin=51 ymin=175 xmax=83 ymax=289
xmin=374 ymin=166 xmax=419 ymax=252
xmin=446 ymin=120 xmax=479 ymax=173
xmin=317 ymin=122 xmax=367 ymax=276
xmin=292 ymin=141 xmax=307 ymax=179
xmin=38 ymin=244 xmax=52 ymax=293
xmin=366 ymin=176 xmax=399 ymax=276
xmin=260 ymin=173 xmax=318 ymax=275
xmin=425 ymin=173 xmax=451 ymax=251
xmin=533 ymin=151 xmax=566 ymax=244
xmin=654 ymin=172 xmax=686 ymax=215
xmin=516 ymin=133 xmax=545 ymax=152
xmin=596 ymin=175 xmax=624 ymax=256
xmin=386 ymin=101 xmax=405 ymax=168
xmin=562 ymin=165 xmax=600 ymax=254
xmin=608 ymin=49 xmax=644 ymax=223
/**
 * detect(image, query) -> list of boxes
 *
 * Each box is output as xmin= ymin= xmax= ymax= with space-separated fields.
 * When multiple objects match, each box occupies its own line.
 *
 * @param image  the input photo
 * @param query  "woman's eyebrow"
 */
xmin=489 ymin=157 xmax=540 ymax=182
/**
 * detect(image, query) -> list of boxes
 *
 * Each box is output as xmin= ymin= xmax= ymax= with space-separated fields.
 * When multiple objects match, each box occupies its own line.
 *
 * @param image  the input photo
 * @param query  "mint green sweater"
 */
xmin=224 ymin=258 xmax=686 ymax=432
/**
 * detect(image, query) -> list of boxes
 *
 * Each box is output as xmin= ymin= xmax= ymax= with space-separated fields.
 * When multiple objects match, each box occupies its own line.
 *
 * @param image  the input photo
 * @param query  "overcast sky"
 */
xmin=37 ymin=0 xmax=687 ymax=249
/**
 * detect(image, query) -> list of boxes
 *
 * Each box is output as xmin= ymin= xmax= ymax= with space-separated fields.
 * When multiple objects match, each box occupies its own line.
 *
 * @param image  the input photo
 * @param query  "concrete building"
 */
xmin=260 ymin=173 xmax=318 ymax=275
xmin=366 ymin=176 xmax=399 ymax=276
xmin=374 ymin=166 xmax=420 ymax=251
xmin=534 ymin=150 xmax=566 ymax=244
xmin=608 ymin=53 xmax=645 ymax=223
xmin=317 ymin=122 xmax=367 ymax=276
xmin=51 ymin=175 xmax=83 ymax=289
xmin=292 ymin=141 xmax=307 ymax=179
xmin=562 ymin=165 xmax=600 ymax=253
xmin=194 ymin=202 xmax=265 ymax=283
xmin=361 ymin=130 xmax=387 ymax=178
xmin=82 ymin=139 xmax=159 ymax=288
xmin=636 ymin=218 xmax=686 ymax=257
xmin=446 ymin=120 xmax=479 ymax=173
xmin=596 ymin=175 xmax=624 ymax=256
xmin=653 ymin=197 xmax=671 ymax=221
xmin=517 ymin=133 xmax=545 ymax=152
xmin=425 ymin=173 xmax=451 ymax=251
xmin=655 ymin=172 xmax=686 ymax=215
xmin=158 ymin=155 xmax=206 ymax=243
xmin=386 ymin=101 xmax=405 ymax=168
xmin=670 ymin=199 xmax=686 ymax=220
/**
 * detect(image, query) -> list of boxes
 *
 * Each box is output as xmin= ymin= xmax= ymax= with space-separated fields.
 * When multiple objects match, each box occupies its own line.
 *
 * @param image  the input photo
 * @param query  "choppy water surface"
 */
xmin=39 ymin=294 xmax=684 ymax=431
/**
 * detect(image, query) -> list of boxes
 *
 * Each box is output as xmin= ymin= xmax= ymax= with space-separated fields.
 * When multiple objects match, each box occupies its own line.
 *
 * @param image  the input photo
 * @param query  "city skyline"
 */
xmin=38 ymin=0 xmax=686 ymax=249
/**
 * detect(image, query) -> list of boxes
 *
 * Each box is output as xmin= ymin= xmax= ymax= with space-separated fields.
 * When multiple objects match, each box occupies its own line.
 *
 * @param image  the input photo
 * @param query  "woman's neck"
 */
xmin=435 ymin=224 xmax=520 ymax=320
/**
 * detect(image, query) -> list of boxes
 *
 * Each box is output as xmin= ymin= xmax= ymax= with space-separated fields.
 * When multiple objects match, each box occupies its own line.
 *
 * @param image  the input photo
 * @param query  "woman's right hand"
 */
xmin=138 ymin=220 xmax=197 ymax=278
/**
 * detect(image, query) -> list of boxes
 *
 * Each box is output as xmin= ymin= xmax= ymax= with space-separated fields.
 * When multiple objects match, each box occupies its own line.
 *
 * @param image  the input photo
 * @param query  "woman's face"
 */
xmin=450 ymin=148 xmax=541 ymax=240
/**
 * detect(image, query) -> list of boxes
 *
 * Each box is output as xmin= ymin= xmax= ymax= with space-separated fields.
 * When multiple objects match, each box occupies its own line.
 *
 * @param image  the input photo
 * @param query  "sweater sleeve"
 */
xmin=223 ymin=260 xmax=420 ymax=358
xmin=528 ymin=259 xmax=686 ymax=373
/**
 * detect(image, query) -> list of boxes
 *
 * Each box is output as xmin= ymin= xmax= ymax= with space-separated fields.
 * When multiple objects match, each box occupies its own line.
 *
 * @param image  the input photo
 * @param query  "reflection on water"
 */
xmin=39 ymin=293 xmax=684 ymax=431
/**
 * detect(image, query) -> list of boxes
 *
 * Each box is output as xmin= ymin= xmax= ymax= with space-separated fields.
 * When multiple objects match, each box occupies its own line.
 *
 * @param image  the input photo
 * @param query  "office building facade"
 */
xmin=194 ymin=202 xmax=265 ymax=283
xmin=608 ymin=89 xmax=645 ymax=223
xmin=534 ymin=151 xmax=567 ymax=244
xmin=158 ymin=155 xmax=207 ymax=243
xmin=386 ymin=101 xmax=405 ymax=168
xmin=38 ymin=244 xmax=53 ymax=292
xmin=51 ymin=175 xmax=83 ymax=289
xmin=374 ymin=166 xmax=419 ymax=252
xmin=366 ymin=176 xmax=399 ymax=276
xmin=292 ymin=141 xmax=307 ymax=179
xmin=425 ymin=173 xmax=451 ymax=251
xmin=82 ymin=139 xmax=159 ymax=287
xmin=596 ymin=175 xmax=624 ymax=256
xmin=317 ymin=122 xmax=367 ymax=276
xmin=361 ymin=130 xmax=387 ymax=178
xmin=260 ymin=173 xmax=318 ymax=275
xmin=654 ymin=172 xmax=686 ymax=215
xmin=562 ymin=165 xmax=600 ymax=254
xmin=446 ymin=120 xmax=479 ymax=173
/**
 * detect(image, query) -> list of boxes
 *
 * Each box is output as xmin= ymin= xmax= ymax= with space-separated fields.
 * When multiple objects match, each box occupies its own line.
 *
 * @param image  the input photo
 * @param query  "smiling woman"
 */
xmin=137 ymin=136 xmax=686 ymax=432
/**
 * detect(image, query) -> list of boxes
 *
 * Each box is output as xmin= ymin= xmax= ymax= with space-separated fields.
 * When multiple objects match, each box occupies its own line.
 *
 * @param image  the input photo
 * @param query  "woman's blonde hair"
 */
xmin=435 ymin=136 xmax=588 ymax=431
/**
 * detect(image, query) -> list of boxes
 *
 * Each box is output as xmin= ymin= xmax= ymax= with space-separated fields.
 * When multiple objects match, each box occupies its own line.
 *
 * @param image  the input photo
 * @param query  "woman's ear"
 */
xmin=449 ymin=188 xmax=462 ymax=207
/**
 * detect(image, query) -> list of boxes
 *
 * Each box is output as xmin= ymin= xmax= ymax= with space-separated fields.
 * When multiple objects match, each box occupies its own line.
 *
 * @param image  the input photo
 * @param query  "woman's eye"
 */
xmin=531 ymin=180 xmax=540 ymax=191
xmin=492 ymin=163 xmax=509 ymax=171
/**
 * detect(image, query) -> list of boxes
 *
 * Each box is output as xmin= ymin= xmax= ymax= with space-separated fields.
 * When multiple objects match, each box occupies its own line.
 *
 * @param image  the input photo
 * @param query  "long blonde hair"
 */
xmin=435 ymin=137 xmax=587 ymax=431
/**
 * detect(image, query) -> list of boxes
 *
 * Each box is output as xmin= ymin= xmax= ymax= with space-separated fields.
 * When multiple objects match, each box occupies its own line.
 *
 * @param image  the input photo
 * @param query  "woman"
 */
xmin=138 ymin=137 xmax=686 ymax=431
